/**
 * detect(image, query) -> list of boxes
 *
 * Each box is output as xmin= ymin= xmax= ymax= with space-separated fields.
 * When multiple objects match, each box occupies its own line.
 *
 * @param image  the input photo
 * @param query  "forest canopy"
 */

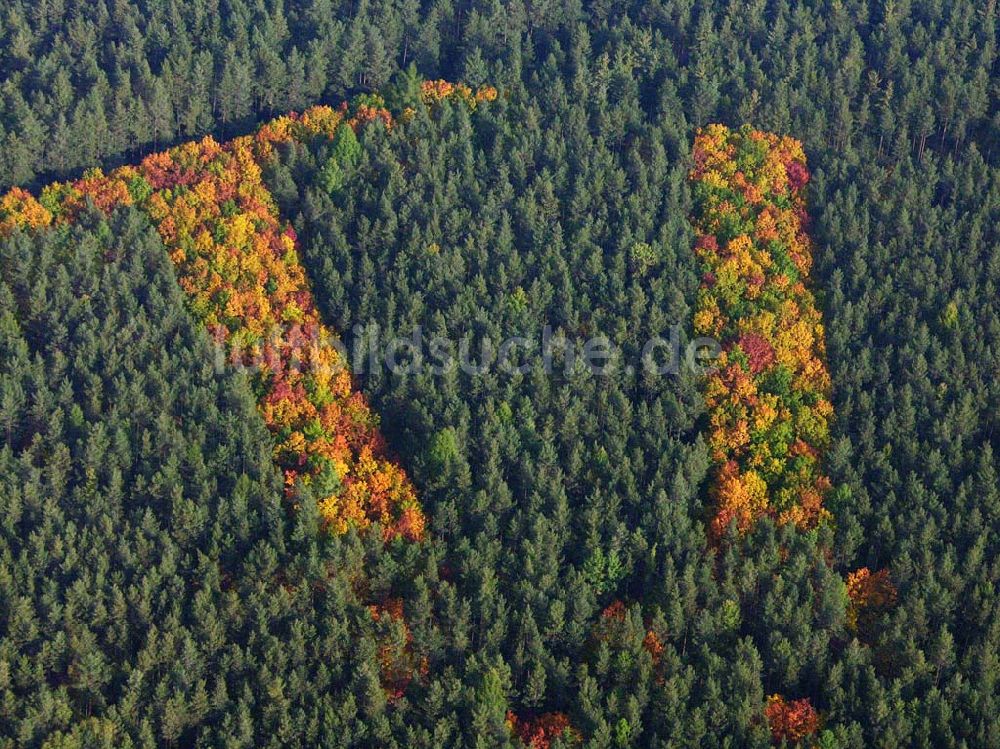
xmin=1 ymin=1 xmax=999 ymax=747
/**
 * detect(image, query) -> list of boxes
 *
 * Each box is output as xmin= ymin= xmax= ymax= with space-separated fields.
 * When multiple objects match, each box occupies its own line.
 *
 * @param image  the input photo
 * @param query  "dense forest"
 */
xmin=1 ymin=0 xmax=999 ymax=747
xmin=0 ymin=209 xmax=410 ymax=747
xmin=1 ymin=0 xmax=997 ymax=189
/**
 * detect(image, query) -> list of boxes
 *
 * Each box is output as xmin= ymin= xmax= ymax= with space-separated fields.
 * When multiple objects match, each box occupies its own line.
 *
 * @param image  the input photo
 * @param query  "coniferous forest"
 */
xmin=1 ymin=1 xmax=999 ymax=747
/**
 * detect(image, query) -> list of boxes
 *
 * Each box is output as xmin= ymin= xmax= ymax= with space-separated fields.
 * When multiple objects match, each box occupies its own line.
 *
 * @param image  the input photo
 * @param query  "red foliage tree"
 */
xmin=506 ymin=711 xmax=581 ymax=748
xmin=764 ymin=694 xmax=820 ymax=745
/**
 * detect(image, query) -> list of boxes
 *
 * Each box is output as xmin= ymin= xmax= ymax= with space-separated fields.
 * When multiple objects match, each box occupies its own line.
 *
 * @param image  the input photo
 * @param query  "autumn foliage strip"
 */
xmin=0 ymin=82 xmax=497 ymax=542
xmin=689 ymin=124 xmax=834 ymax=541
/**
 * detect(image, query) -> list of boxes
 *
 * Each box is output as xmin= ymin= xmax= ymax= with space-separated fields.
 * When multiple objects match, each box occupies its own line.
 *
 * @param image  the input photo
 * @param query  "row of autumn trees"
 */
xmin=0 ymin=74 xmax=587 ymax=747
xmin=689 ymin=124 xmax=834 ymax=540
xmin=687 ymin=124 xmax=899 ymax=745
xmin=0 ymin=83 xmax=495 ymax=545
xmin=1 ymin=79 xmax=589 ymax=749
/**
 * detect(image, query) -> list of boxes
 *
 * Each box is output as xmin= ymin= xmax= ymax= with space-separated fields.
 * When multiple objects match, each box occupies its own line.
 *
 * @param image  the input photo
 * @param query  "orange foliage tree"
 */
xmin=764 ymin=694 xmax=820 ymax=745
xmin=845 ymin=567 xmax=897 ymax=638
xmin=689 ymin=124 xmax=834 ymax=542
xmin=0 ymin=187 xmax=52 ymax=234
xmin=420 ymin=79 xmax=498 ymax=109
xmin=506 ymin=711 xmax=581 ymax=748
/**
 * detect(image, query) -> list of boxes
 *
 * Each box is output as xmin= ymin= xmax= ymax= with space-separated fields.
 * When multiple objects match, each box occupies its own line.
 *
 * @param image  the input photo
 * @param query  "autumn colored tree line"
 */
xmin=0 ymin=102 xmax=422 ymax=543
xmin=689 ymin=124 xmax=835 ymax=542
xmin=0 ymin=81 xmax=495 ymax=547
xmin=0 ymin=81 xmax=500 ymax=708
xmin=689 ymin=125 xmax=901 ymax=745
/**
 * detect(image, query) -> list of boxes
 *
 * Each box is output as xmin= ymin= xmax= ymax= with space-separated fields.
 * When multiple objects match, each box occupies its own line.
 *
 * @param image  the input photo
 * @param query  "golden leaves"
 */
xmin=690 ymin=125 xmax=834 ymax=542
